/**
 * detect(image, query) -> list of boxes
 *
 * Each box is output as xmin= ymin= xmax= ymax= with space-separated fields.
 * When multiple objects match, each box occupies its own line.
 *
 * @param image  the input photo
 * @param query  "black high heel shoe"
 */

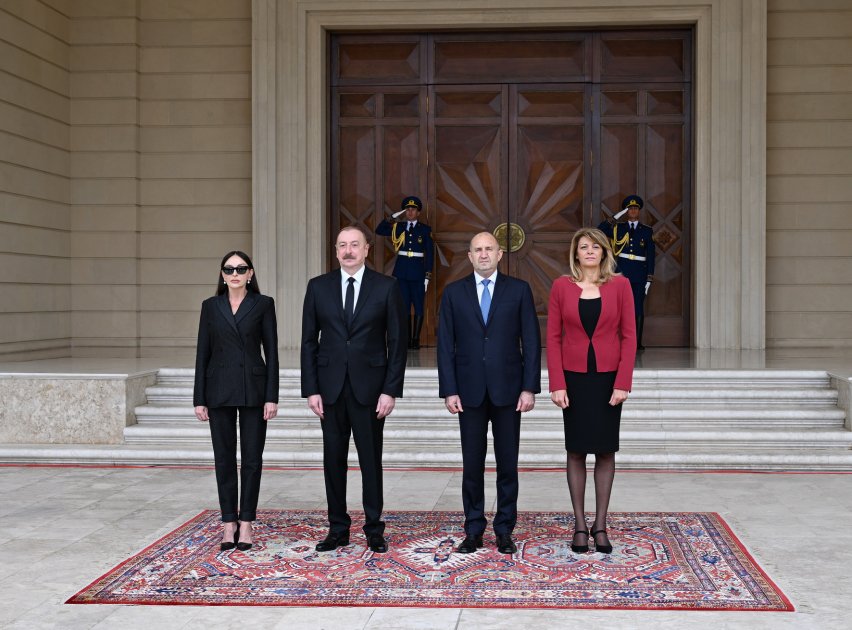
xmin=591 ymin=528 xmax=613 ymax=554
xmin=220 ymin=525 xmax=239 ymax=551
xmin=236 ymin=522 xmax=253 ymax=551
xmin=571 ymin=530 xmax=590 ymax=553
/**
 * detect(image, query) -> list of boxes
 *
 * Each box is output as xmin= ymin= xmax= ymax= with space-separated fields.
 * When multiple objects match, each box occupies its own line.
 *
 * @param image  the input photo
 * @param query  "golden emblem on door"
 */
xmin=492 ymin=222 xmax=525 ymax=253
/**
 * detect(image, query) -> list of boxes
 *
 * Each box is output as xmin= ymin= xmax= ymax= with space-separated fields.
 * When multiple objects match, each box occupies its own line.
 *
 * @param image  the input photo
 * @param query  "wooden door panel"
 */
xmin=594 ymin=83 xmax=690 ymax=346
xmin=434 ymin=125 xmax=504 ymax=232
xmin=597 ymin=31 xmax=690 ymax=82
xmin=379 ymin=124 xmax=423 ymax=273
xmin=599 ymin=122 xmax=640 ymax=214
xmin=508 ymin=86 xmax=589 ymax=337
xmin=431 ymin=33 xmax=589 ymax=84
xmin=643 ymin=121 xmax=688 ymax=345
xmin=515 ymin=124 xmax=585 ymax=231
xmin=337 ymin=126 xmax=376 ymax=227
xmin=334 ymin=36 xmax=423 ymax=85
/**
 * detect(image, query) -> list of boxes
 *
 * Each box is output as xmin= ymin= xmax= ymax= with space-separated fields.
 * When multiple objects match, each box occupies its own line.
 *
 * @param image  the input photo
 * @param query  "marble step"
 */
xmin=132 ymin=404 xmax=847 ymax=427
xmin=142 ymin=387 xmax=840 ymax=407
xmin=117 ymin=367 xmax=851 ymax=471
xmin=3 ymin=442 xmax=852 ymax=471
xmin=153 ymin=367 xmax=836 ymax=387
xmin=123 ymin=423 xmax=852 ymax=450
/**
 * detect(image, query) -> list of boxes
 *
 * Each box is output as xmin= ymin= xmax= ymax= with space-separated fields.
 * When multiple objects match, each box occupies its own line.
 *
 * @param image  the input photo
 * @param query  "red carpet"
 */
xmin=68 ymin=510 xmax=792 ymax=611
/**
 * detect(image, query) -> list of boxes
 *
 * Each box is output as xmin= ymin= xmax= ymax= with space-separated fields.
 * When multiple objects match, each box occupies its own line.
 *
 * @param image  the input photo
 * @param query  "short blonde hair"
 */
xmin=567 ymin=227 xmax=619 ymax=285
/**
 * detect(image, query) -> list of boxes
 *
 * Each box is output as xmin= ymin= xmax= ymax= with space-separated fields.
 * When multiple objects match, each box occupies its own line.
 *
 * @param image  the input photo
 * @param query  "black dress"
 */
xmin=562 ymin=297 xmax=622 ymax=453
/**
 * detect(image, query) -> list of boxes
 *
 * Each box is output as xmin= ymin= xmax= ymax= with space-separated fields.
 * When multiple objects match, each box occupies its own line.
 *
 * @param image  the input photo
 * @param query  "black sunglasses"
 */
xmin=222 ymin=265 xmax=250 ymax=275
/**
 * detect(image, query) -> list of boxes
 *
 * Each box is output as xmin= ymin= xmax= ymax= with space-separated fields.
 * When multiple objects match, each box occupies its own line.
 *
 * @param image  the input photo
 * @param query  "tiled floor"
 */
xmin=2 ymin=465 xmax=850 ymax=629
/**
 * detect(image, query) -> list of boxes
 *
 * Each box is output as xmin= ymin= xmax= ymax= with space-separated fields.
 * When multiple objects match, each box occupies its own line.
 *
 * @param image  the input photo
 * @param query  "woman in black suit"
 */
xmin=194 ymin=251 xmax=279 ymax=551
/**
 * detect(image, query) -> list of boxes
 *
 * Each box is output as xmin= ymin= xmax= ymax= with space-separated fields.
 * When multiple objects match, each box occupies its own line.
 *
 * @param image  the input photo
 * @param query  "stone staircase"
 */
xmin=113 ymin=367 xmax=852 ymax=471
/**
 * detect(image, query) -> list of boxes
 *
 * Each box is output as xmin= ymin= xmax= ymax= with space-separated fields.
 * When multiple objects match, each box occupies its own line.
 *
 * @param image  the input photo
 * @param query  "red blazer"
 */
xmin=546 ymin=274 xmax=636 ymax=392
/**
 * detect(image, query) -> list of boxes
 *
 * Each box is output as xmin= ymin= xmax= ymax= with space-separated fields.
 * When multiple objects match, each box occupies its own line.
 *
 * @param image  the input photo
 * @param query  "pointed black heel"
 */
xmin=220 ymin=525 xmax=239 ymax=551
xmin=570 ymin=530 xmax=590 ymax=553
xmin=591 ymin=528 xmax=613 ymax=554
xmin=236 ymin=522 xmax=253 ymax=551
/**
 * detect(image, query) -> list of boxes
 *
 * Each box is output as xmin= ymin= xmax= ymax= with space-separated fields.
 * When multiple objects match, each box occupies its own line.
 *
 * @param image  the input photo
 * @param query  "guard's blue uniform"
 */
xmin=598 ymin=220 xmax=655 ymax=316
xmin=375 ymin=218 xmax=433 ymax=317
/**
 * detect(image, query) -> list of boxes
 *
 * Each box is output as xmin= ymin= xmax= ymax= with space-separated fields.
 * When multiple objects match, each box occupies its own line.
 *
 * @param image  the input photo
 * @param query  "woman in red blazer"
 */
xmin=547 ymin=227 xmax=636 ymax=554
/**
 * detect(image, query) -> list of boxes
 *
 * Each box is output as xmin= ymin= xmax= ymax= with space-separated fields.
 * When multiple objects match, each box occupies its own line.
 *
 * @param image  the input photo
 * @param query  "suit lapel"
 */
xmin=486 ymin=273 xmax=507 ymax=327
xmin=464 ymin=274 xmax=486 ymax=328
xmin=215 ymin=294 xmax=241 ymax=337
xmin=351 ymin=268 xmax=376 ymax=327
xmin=234 ymin=291 xmax=259 ymax=325
xmin=599 ymin=280 xmax=615 ymax=327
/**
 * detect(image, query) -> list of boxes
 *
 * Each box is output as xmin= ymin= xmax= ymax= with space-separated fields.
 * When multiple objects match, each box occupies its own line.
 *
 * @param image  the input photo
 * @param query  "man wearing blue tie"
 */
xmin=437 ymin=232 xmax=541 ymax=555
xmin=376 ymin=196 xmax=434 ymax=349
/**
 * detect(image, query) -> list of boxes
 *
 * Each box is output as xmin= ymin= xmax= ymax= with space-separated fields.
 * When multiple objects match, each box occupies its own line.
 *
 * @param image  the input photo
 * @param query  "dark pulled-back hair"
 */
xmin=216 ymin=250 xmax=260 ymax=296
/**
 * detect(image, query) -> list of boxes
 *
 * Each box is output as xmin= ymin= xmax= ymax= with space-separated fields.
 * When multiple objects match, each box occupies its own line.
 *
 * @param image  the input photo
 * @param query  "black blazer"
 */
xmin=437 ymin=272 xmax=541 ymax=407
xmin=301 ymin=267 xmax=407 ymax=407
xmin=193 ymin=292 xmax=279 ymax=408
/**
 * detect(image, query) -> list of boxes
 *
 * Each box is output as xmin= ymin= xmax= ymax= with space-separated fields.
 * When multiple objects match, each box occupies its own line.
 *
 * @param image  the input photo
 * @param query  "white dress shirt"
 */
xmin=341 ymin=265 xmax=366 ymax=313
xmin=473 ymin=270 xmax=498 ymax=302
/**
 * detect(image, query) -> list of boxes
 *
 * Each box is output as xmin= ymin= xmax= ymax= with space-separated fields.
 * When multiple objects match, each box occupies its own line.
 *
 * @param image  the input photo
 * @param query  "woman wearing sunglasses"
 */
xmin=193 ymin=250 xmax=279 ymax=551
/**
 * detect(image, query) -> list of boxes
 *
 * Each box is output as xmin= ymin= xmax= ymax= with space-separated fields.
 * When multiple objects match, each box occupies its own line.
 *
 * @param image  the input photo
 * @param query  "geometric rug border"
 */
xmin=65 ymin=509 xmax=795 ymax=612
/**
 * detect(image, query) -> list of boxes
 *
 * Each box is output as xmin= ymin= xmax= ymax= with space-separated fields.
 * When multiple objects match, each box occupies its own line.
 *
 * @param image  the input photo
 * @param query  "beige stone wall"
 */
xmin=68 ymin=0 xmax=140 ymax=356
xmin=2 ymin=0 xmax=252 ymax=360
xmin=135 ymin=0 xmax=252 ymax=357
xmin=767 ymin=0 xmax=852 ymax=347
xmin=0 ymin=0 xmax=71 ymax=359
xmin=69 ymin=0 xmax=253 ymax=357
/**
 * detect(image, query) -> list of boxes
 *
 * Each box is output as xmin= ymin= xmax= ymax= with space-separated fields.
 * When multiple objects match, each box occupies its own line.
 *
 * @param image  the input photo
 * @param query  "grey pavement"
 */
xmin=1 ymin=465 xmax=850 ymax=629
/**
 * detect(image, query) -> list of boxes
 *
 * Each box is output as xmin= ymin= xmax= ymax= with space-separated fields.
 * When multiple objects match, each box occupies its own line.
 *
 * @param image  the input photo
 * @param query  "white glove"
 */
xmin=614 ymin=208 xmax=629 ymax=220
xmin=391 ymin=209 xmax=406 ymax=219
xmin=424 ymin=278 xmax=429 ymax=292
xmin=645 ymin=281 xmax=651 ymax=295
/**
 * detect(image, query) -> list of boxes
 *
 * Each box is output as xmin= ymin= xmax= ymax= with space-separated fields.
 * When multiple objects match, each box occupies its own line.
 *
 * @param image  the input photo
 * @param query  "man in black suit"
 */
xmin=437 ymin=232 xmax=541 ymax=554
xmin=301 ymin=226 xmax=407 ymax=553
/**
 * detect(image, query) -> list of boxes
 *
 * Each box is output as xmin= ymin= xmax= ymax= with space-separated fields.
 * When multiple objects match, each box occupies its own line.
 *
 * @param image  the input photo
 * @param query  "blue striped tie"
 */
xmin=480 ymin=278 xmax=492 ymax=322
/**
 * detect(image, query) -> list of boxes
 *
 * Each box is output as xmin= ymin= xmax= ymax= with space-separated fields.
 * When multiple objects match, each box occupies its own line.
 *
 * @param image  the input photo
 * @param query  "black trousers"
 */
xmin=321 ymin=375 xmax=385 ymax=536
xmin=458 ymin=397 xmax=521 ymax=536
xmin=208 ymin=405 xmax=267 ymax=522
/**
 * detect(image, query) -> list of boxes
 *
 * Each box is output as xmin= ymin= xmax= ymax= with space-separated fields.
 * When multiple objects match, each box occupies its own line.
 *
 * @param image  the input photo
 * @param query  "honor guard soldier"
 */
xmin=376 ymin=195 xmax=434 ymax=349
xmin=598 ymin=194 xmax=655 ymax=350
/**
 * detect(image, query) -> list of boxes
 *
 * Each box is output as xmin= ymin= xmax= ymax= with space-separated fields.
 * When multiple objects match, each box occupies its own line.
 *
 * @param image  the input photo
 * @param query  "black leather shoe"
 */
xmin=571 ymin=530 xmax=590 ymax=553
xmin=367 ymin=534 xmax=388 ymax=553
xmin=591 ymin=528 xmax=613 ymax=554
xmin=315 ymin=532 xmax=350 ymax=552
xmin=236 ymin=522 xmax=253 ymax=551
xmin=496 ymin=534 xmax=517 ymax=554
xmin=219 ymin=525 xmax=238 ymax=551
xmin=456 ymin=535 xmax=484 ymax=554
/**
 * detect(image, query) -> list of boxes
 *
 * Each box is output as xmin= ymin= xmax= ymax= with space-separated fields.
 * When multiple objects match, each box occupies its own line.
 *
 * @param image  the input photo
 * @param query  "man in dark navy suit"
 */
xmin=376 ymin=195 xmax=433 ymax=349
xmin=437 ymin=232 xmax=541 ymax=555
xmin=301 ymin=226 xmax=407 ymax=554
xmin=599 ymin=194 xmax=655 ymax=350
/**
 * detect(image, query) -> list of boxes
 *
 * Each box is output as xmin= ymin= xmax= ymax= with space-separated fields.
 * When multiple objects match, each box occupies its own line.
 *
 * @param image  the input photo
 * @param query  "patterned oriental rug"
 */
xmin=68 ymin=510 xmax=793 ymax=611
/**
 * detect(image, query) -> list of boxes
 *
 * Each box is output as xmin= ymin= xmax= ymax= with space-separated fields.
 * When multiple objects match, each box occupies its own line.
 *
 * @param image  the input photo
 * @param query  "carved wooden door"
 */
xmin=331 ymin=30 xmax=692 ymax=347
